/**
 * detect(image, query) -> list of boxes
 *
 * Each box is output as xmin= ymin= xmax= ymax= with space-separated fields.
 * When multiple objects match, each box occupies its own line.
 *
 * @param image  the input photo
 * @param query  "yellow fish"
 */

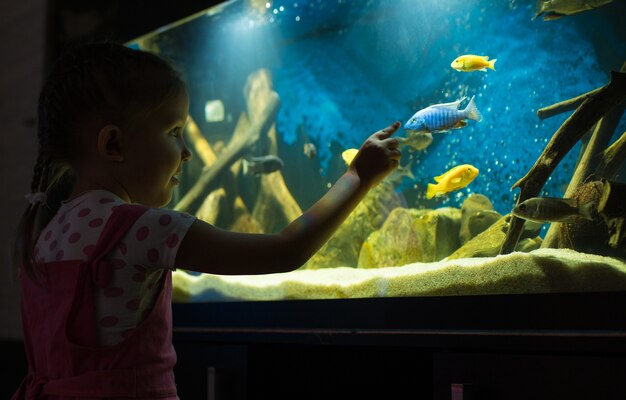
xmin=426 ymin=164 xmax=479 ymax=199
xmin=341 ymin=148 xmax=359 ymax=166
xmin=451 ymin=55 xmax=497 ymax=72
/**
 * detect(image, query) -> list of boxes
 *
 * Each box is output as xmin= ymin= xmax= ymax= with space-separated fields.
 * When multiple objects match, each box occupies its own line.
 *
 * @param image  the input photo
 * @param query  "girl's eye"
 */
xmin=169 ymin=127 xmax=181 ymax=137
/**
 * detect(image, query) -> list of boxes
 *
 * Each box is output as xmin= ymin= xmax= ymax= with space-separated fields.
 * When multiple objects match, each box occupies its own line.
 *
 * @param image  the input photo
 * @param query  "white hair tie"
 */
xmin=25 ymin=192 xmax=47 ymax=205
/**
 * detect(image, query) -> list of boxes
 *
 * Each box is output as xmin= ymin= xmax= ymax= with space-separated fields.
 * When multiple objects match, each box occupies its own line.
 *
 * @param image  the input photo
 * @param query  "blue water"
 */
xmin=141 ymin=0 xmax=626 ymax=217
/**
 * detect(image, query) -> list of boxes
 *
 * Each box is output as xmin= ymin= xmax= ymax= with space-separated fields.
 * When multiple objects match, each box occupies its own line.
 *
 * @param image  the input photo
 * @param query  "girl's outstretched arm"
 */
xmin=175 ymin=122 xmax=401 ymax=275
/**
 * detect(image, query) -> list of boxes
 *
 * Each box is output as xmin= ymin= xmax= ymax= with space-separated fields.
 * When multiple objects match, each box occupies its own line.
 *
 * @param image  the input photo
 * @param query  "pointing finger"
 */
xmin=375 ymin=121 xmax=401 ymax=140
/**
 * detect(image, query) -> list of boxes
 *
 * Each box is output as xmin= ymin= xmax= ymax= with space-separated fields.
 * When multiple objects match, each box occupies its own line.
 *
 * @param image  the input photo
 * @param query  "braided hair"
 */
xmin=13 ymin=41 xmax=185 ymax=282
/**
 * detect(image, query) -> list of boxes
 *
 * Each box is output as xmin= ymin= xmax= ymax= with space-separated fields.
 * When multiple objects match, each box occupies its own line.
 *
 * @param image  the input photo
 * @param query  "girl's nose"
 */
xmin=181 ymin=145 xmax=192 ymax=162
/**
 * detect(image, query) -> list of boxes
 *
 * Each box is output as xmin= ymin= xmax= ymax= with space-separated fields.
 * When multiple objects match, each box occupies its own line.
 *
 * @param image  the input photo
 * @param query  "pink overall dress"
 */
xmin=14 ymin=204 xmax=178 ymax=399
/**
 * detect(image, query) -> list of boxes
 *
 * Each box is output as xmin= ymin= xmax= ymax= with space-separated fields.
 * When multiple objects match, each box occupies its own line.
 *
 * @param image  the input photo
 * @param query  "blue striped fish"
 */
xmin=404 ymin=96 xmax=482 ymax=133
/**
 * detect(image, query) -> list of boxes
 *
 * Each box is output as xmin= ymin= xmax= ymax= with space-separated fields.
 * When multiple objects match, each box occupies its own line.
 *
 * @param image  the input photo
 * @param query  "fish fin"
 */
xmin=453 ymin=120 xmax=467 ymax=129
xmin=489 ymin=59 xmax=497 ymax=71
xmin=578 ymin=201 xmax=595 ymax=221
xmin=242 ymin=159 xmax=249 ymax=175
xmin=389 ymin=160 xmax=415 ymax=183
xmin=405 ymin=166 xmax=415 ymax=181
xmin=404 ymin=158 xmax=415 ymax=179
xmin=433 ymin=174 xmax=444 ymax=183
xmin=479 ymin=68 xmax=487 ymax=72
xmin=426 ymin=183 xmax=438 ymax=199
xmin=561 ymin=197 xmax=578 ymax=207
xmin=543 ymin=13 xmax=563 ymax=21
xmin=532 ymin=0 xmax=544 ymax=20
xmin=481 ymin=55 xmax=489 ymax=60
xmin=451 ymin=177 xmax=462 ymax=184
xmin=465 ymin=95 xmax=483 ymax=122
xmin=430 ymin=98 xmax=466 ymax=110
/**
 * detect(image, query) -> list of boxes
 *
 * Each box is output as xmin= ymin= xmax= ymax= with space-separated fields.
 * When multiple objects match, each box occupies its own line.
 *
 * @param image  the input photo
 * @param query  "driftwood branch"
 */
xmin=597 ymin=179 xmax=626 ymax=248
xmin=242 ymin=70 xmax=303 ymax=232
xmin=542 ymin=63 xmax=626 ymax=248
xmin=542 ymin=100 xmax=626 ymax=247
xmin=252 ymin=173 xmax=303 ymax=233
xmin=598 ymin=179 xmax=626 ymax=218
xmin=537 ymin=87 xmax=603 ymax=120
xmin=173 ymin=91 xmax=280 ymax=212
xmin=195 ymin=188 xmax=226 ymax=224
xmin=536 ymin=62 xmax=626 ymax=120
xmin=596 ymin=131 xmax=626 ymax=178
xmin=500 ymin=70 xmax=626 ymax=254
xmin=185 ymin=116 xmax=217 ymax=166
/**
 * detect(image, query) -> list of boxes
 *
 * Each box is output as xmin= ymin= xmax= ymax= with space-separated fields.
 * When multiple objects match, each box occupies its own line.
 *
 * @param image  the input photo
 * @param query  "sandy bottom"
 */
xmin=172 ymin=248 xmax=626 ymax=302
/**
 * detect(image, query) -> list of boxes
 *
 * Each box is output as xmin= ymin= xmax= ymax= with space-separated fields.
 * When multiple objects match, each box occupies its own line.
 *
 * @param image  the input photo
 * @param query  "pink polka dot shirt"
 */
xmin=34 ymin=190 xmax=195 ymax=345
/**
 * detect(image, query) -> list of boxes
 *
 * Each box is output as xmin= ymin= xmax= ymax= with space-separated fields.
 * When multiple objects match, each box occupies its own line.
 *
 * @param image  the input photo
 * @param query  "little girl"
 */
xmin=12 ymin=42 xmax=401 ymax=399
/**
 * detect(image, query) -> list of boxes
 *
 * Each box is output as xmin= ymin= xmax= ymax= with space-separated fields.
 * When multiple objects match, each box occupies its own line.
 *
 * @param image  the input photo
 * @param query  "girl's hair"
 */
xmin=13 ymin=41 xmax=186 ymax=282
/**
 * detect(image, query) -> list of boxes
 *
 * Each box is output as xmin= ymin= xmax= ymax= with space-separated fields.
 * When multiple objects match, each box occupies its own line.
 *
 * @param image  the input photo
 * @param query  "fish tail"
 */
xmin=489 ymin=59 xmax=497 ymax=71
xmin=465 ymin=96 xmax=483 ymax=122
xmin=403 ymin=161 xmax=415 ymax=181
xmin=426 ymin=183 xmax=438 ymax=200
xmin=579 ymin=201 xmax=595 ymax=221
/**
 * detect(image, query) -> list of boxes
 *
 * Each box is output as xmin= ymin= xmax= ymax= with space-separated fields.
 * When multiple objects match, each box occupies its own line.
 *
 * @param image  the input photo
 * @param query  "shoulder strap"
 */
xmin=88 ymin=204 xmax=149 ymax=288
xmin=66 ymin=204 xmax=149 ymax=346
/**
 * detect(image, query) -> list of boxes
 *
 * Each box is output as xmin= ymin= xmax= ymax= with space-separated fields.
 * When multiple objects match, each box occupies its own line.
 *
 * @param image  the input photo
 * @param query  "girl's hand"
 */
xmin=349 ymin=121 xmax=402 ymax=188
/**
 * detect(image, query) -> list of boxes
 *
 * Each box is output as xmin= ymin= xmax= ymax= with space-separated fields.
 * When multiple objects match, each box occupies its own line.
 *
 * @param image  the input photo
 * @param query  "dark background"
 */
xmin=0 ymin=1 xmax=225 ymax=396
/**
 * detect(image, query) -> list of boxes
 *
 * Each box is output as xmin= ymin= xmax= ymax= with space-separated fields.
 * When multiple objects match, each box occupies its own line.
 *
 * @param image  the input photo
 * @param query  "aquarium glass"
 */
xmin=127 ymin=0 xmax=626 ymax=302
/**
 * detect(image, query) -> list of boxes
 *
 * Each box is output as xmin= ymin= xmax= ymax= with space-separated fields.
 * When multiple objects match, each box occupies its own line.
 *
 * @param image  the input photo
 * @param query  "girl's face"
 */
xmin=123 ymin=88 xmax=191 ymax=207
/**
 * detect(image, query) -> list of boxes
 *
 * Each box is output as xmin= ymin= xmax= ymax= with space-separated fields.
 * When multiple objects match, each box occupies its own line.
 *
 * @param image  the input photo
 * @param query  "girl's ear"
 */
xmin=97 ymin=124 xmax=125 ymax=162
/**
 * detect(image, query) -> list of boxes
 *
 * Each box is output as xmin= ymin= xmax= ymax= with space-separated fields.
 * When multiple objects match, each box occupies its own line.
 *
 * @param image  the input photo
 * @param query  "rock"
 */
xmin=460 ymin=210 xmax=502 ymax=244
xmin=560 ymin=180 xmax=626 ymax=259
xmin=447 ymin=214 xmax=542 ymax=260
xmin=229 ymin=214 xmax=264 ymax=233
xmin=302 ymin=181 xmax=403 ymax=269
xmin=459 ymin=194 xmax=499 ymax=244
xmin=357 ymin=207 xmax=462 ymax=268
xmin=517 ymin=237 xmax=543 ymax=252
xmin=461 ymin=193 xmax=494 ymax=213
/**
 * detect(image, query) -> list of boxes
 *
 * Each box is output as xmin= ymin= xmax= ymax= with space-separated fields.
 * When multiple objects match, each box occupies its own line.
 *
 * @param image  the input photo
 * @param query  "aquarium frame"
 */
xmin=173 ymin=291 xmax=626 ymax=354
